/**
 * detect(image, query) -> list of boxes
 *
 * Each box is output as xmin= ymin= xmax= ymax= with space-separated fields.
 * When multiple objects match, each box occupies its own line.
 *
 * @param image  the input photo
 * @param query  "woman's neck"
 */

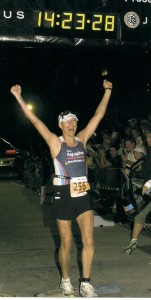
xmin=62 ymin=135 xmax=78 ymax=147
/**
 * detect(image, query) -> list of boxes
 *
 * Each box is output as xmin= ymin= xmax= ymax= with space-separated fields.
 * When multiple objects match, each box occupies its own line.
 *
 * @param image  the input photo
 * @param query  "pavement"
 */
xmin=0 ymin=180 xmax=151 ymax=298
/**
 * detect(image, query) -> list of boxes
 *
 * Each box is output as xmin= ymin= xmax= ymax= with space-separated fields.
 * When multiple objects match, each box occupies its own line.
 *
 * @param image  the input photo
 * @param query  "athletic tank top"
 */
xmin=53 ymin=136 xmax=87 ymax=186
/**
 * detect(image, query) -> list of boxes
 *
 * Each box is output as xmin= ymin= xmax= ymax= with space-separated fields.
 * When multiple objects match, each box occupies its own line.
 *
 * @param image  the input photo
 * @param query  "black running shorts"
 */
xmin=53 ymin=184 xmax=93 ymax=220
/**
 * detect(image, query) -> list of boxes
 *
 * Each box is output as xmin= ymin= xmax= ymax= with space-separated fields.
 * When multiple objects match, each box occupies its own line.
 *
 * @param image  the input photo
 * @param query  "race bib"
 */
xmin=70 ymin=176 xmax=90 ymax=197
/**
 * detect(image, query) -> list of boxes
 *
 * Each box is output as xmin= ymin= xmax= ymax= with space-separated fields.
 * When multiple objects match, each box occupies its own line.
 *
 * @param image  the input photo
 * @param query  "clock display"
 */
xmin=34 ymin=11 xmax=120 ymax=39
xmin=0 ymin=0 xmax=150 ymax=47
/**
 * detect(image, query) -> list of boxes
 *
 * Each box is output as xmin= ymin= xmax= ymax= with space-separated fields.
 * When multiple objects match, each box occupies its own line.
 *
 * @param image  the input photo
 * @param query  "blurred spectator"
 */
xmin=111 ymin=131 xmax=120 ymax=147
xmin=99 ymin=145 xmax=122 ymax=168
xmin=125 ymin=127 xmax=151 ymax=183
xmin=123 ymin=145 xmax=146 ymax=178
xmin=124 ymin=125 xmax=132 ymax=139
xmin=86 ymin=141 xmax=101 ymax=168
xmin=140 ymin=120 xmax=151 ymax=140
xmin=147 ymin=112 xmax=151 ymax=123
xmin=86 ymin=141 xmax=101 ymax=188
xmin=124 ymin=179 xmax=151 ymax=255
xmin=131 ymin=126 xmax=144 ymax=146
xmin=128 ymin=118 xmax=137 ymax=128
xmin=133 ymin=144 xmax=147 ymax=161
xmin=108 ymin=145 xmax=122 ymax=168
xmin=121 ymin=137 xmax=136 ymax=168
xmin=100 ymin=129 xmax=112 ymax=141
xmin=113 ymin=145 xmax=146 ymax=225
xmin=118 ymin=137 xmax=126 ymax=157
xmin=98 ymin=136 xmax=112 ymax=161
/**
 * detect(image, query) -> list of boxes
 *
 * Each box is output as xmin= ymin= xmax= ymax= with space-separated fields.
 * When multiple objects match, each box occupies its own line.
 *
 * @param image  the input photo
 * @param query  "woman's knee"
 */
xmin=61 ymin=238 xmax=73 ymax=250
xmin=83 ymin=237 xmax=94 ymax=249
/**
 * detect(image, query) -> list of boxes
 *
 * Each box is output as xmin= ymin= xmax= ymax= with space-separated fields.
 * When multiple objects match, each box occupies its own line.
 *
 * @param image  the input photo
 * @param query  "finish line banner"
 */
xmin=0 ymin=0 xmax=151 ymax=47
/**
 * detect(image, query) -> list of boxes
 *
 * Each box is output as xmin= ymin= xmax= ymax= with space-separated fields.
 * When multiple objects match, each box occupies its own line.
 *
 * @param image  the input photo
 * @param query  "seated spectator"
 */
xmin=121 ymin=137 xmax=136 ymax=168
xmin=147 ymin=112 xmax=151 ymax=124
xmin=98 ymin=137 xmax=112 ymax=161
xmin=86 ymin=141 xmax=102 ymax=188
xmin=124 ymin=145 xmax=147 ymax=178
xmin=133 ymin=144 xmax=147 ymax=163
xmin=125 ymin=127 xmax=151 ymax=183
xmin=128 ymin=118 xmax=138 ymax=128
xmin=86 ymin=142 xmax=98 ymax=169
xmin=118 ymin=137 xmax=126 ymax=157
xmin=86 ymin=141 xmax=102 ymax=168
xmin=111 ymin=131 xmax=120 ymax=146
xmin=140 ymin=120 xmax=151 ymax=140
xmin=100 ymin=129 xmax=112 ymax=142
xmin=100 ymin=145 xmax=122 ymax=168
xmin=131 ymin=126 xmax=144 ymax=146
xmin=124 ymin=124 xmax=132 ymax=139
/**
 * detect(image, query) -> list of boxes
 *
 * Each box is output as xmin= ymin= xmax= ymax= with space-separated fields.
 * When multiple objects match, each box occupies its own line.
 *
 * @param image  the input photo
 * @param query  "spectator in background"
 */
xmin=124 ymin=125 xmax=132 ymax=139
xmin=140 ymin=120 xmax=151 ymax=140
xmin=111 ymin=131 xmax=120 ymax=146
xmin=125 ymin=127 xmax=151 ymax=183
xmin=131 ymin=126 xmax=144 ymax=146
xmin=124 ymin=127 xmax=151 ymax=245
xmin=128 ymin=118 xmax=138 ymax=129
xmin=124 ymin=144 xmax=147 ymax=178
xmin=147 ymin=112 xmax=151 ymax=123
xmin=124 ymin=178 xmax=151 ymax=255
xmin=100 ymin=129 xmax=112 ymax=142
xmin=99 ymin=145 xmax=122 ymax=169
xmin=94 ymin=144 xmax=122 ymax=197
xmin=121 ymin=137 xmax=136 ymax=168
xmin=86 ymin=142 xmax=98 ymax=169
xmin=118 ymin=137 xmax=126 ymax=157
xmin=133 ymin=144 xmax=147 ymax=159
xmin=98 ymin=136 xmax=112 ymax=162
xmin=108 ymin=145 xmax=122 ymax=168
xmin=86 ymin=141 xmax=101 ymax=188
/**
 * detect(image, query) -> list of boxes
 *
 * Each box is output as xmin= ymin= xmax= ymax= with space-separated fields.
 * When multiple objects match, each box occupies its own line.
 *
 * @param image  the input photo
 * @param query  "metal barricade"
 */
xmin=93 ymin=168 xmax=122 ymax=216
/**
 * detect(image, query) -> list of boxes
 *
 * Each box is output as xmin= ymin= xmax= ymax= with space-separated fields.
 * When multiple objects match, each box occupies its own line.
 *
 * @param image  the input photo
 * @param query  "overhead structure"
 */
xmin=0 ymin=0 xmax=151 ymax=48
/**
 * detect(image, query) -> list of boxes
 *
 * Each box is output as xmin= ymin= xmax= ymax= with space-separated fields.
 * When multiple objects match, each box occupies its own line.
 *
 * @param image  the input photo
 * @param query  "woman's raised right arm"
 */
xmin=10 ymin=84 xmax=60 ymax=158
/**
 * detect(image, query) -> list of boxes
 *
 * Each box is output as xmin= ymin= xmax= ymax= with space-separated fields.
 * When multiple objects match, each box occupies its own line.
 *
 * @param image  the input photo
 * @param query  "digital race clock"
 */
xmin=34 ymin=11 xmax=120 ymax=40
xmin=0 ymin=0 xmax=150 ymax=47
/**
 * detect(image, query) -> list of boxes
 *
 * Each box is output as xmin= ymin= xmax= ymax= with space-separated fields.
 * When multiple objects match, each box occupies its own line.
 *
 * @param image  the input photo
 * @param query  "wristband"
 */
xmin=105 ymin=87 xmax=112 ymax=90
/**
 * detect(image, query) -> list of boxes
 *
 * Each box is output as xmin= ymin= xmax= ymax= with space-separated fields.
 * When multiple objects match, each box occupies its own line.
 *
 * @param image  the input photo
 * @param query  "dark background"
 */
xmin=0 ymin=45 xmax=151 ymax=153
xmin=0 ymin=0 xmax=151 ymax=153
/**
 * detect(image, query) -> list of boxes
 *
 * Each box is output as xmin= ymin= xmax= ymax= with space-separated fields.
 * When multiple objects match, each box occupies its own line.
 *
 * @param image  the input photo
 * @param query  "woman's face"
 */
xmin=110 ymin=147 xmax=118 ymax=158
xmin=60 ymin=118 xmax=77 ymax=137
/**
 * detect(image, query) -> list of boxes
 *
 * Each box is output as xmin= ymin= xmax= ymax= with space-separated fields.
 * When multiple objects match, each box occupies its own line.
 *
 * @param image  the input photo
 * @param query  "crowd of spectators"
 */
xmin=86 ymin=114 xmax=151 ymax=222
xmin=86 ymin=114 xmax=151 ymax=180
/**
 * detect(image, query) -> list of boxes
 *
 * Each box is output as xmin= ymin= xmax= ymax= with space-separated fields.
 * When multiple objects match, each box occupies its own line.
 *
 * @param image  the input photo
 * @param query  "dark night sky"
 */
xmin=0 ymin=45 xmax=151 ymax=153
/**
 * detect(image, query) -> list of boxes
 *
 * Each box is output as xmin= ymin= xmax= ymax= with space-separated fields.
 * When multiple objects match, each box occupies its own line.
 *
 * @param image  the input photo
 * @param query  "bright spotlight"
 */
xmin=27 ymin=104 xmax=33 ymax=110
